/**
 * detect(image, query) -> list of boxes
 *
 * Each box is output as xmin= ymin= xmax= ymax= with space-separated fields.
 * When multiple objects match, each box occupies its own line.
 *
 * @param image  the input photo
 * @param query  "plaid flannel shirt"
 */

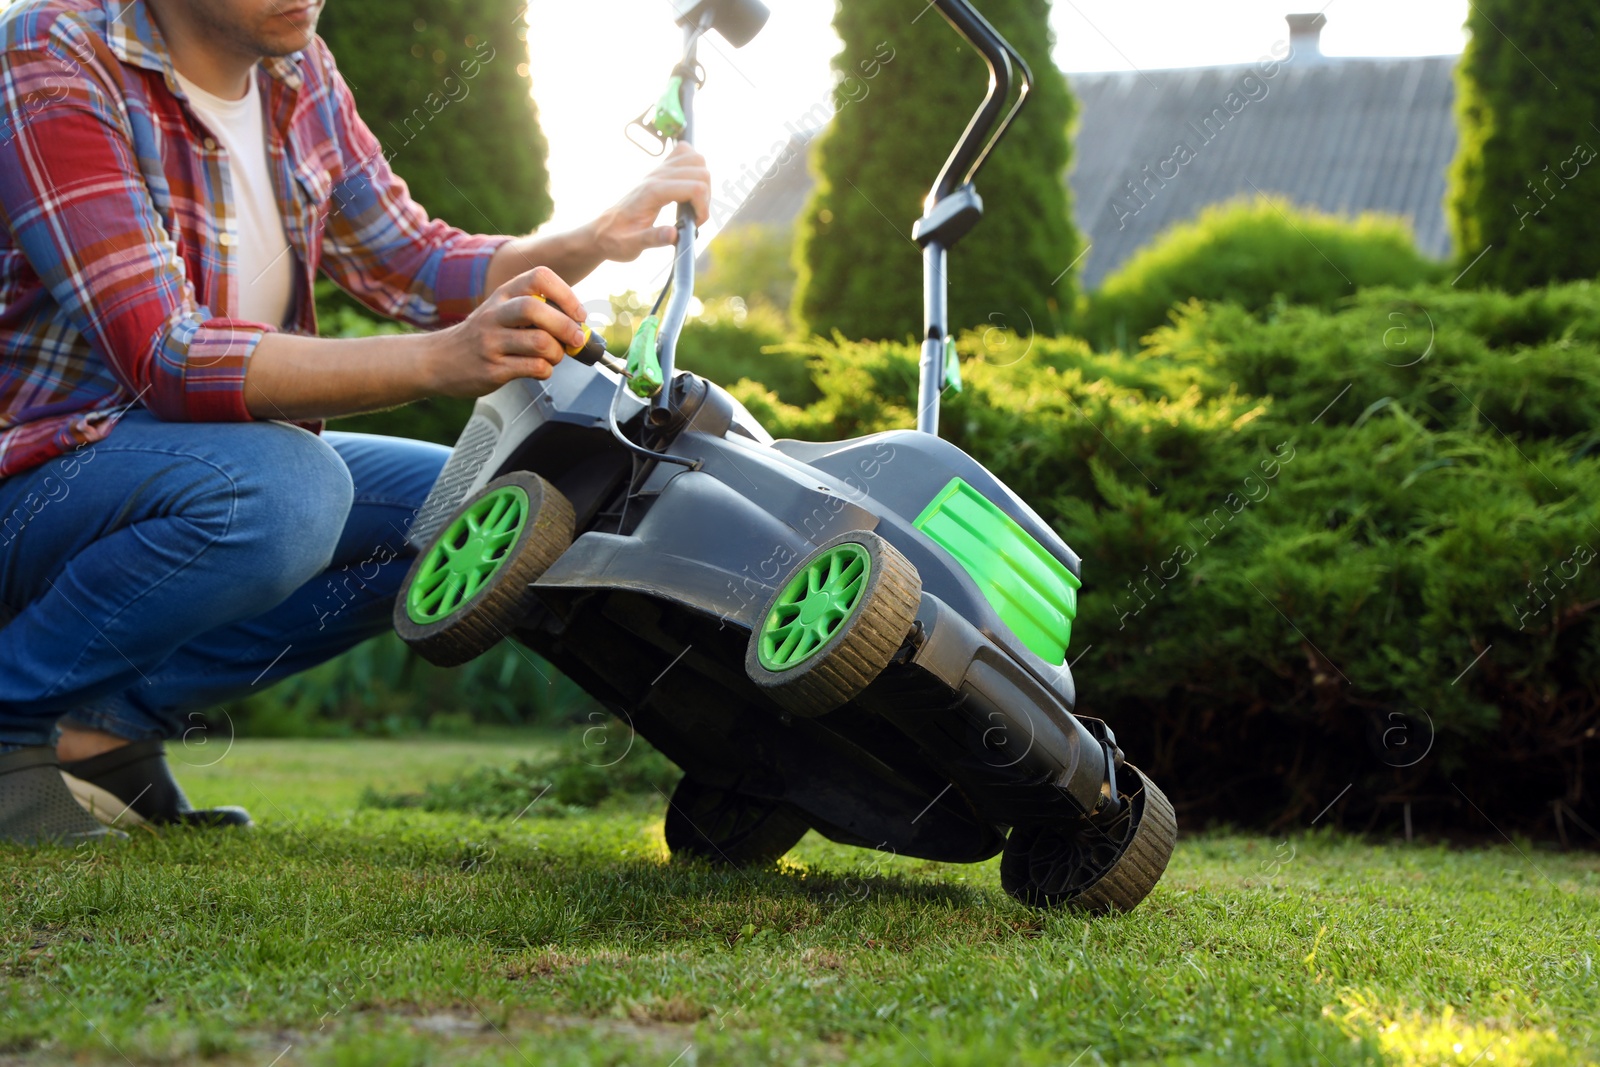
xmin=0 ymin=0 xmax=509 ymax=478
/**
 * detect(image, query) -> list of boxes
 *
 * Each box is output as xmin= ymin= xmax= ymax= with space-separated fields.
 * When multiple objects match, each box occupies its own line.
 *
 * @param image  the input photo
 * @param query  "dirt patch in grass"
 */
xmin=0 ymin=1009 xmax=711 ymax=1067
xmin=501 ymin=946 xmax=634 ymax=980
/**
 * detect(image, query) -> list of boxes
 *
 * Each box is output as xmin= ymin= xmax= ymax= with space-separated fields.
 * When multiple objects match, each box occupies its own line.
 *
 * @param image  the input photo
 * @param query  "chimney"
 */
xmin=1286 ymin=12 xmax=1327 ymax=62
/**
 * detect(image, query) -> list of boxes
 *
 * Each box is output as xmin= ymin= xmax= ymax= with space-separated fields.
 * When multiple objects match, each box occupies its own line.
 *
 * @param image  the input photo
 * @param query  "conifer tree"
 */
xmin=1448 ymin=1 xmax=1600 ymax=288
xmin=320 ymin=0 xmax=552 ymax=234
xmin=796 ymin=0 xmax=1079 ymax=339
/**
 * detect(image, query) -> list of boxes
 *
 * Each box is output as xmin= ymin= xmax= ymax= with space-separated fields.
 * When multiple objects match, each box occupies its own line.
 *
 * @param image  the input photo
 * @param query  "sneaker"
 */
xmin=0 ymin=747 xmax=127 ymax=844
xmin=60 ymin=740 xmax=252 ymax=829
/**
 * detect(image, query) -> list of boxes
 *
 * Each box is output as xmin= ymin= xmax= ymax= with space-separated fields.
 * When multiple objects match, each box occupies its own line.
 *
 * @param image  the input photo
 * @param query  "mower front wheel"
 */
xmin=664 ymin=776 xmax=809 ymax=867
xmin=395 ymin=472 xmax=574 ymax=667
xmin=744 ymin=530 xmax=921 ymax=718
xmin=1000 ymin=764 xmax=1177 ymax=914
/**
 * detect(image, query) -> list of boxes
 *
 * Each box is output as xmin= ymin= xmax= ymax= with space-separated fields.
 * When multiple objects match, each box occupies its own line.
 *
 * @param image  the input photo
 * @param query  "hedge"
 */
xmin=733 ymin=281 xmax=1600 ymax=840
xmin=1080 ymin=198 xmax=1445 ymax=349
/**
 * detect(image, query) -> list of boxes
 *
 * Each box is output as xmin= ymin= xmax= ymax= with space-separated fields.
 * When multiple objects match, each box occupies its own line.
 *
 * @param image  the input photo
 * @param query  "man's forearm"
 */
xmin=243 ymin=329 xmax=450 ymax=420
xmin=484 ymin=223 xmax=604 ymax=298
xmin=243 ymin=264 xmax=584 ymax=421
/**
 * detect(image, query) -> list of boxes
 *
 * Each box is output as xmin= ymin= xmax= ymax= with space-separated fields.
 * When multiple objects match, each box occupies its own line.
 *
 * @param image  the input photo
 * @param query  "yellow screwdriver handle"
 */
xmin=533 ymin=294 xmax=607 ymax=363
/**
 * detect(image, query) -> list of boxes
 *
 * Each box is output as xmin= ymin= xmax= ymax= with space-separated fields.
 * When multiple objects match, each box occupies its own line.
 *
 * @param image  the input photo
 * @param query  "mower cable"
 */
xmin=606 ymin=373 xmax=699 ymax=472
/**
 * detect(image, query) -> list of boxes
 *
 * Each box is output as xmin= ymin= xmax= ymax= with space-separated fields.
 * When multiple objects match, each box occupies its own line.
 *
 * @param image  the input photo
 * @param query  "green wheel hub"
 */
xmin=406 ymin=485 xmax=530 ymax=625
xmin=758 ymin=543 xmax=872 ymax=671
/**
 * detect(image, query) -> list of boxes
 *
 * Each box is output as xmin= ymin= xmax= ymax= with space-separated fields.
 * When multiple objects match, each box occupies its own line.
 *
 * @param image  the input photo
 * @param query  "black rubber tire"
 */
xmin=1000 ymin=764 xmax=1177 ymax=914
xmin=664 ymin=777 xmax=810 ymax=867
xmin=395 ymin=472 xmax=575 ymax=668
xmin=744 ymin=530 xmax=922 ymax=718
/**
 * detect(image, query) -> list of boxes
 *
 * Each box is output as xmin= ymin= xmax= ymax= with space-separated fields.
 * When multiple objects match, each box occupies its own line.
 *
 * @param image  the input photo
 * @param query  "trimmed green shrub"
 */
xmin=1448 ymin=0 xmax=1600 ymax=290
xmin=318 ymin=0 xmax=551 ymax=235
xmin=1081 ymin=198 xmax=1445 ymax=348
xmin=732 ymin=281 xmax=1600 ymax=838
xmin=795 ymin=0 xmax=1079 ymax=341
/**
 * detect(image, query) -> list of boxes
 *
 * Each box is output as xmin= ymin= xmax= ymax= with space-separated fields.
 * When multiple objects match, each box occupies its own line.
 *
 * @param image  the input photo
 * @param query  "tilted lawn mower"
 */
xmin=395 ymin=0 xmax=1176 ymax=912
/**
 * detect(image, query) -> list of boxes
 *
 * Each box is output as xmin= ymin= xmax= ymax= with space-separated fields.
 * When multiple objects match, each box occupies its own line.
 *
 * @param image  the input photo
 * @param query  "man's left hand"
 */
xmin=590 ymin=144 xmax=712 ymax=263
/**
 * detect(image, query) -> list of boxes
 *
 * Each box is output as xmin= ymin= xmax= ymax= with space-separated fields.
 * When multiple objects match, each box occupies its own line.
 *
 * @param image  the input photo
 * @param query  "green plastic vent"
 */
xmin=912 ymin=478 xmax=1080 ymax=664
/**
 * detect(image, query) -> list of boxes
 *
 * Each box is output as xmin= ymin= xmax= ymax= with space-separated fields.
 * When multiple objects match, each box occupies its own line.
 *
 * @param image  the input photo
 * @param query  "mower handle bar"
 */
xmin=648 ymin=2 xmax=1030 ymax=433
xmin=915 ymin=2 xmax=1031 ymax=438
xmin=651 ymin=12 xmax=714 ymax=426
xmin=927 ymin=0 xmax=1033 ymax=206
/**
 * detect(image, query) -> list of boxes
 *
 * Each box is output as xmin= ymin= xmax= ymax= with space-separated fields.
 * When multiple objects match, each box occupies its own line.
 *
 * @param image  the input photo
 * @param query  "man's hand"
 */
xmin=481 ymin=144 xmax=713 ymax=294
xmin=431 ymin=266 xmax=587 ymax=396
xmin=243 ymin=266 xmax=587 ymax=420
xmin=590 ymin=143 xmax=712 ymax=263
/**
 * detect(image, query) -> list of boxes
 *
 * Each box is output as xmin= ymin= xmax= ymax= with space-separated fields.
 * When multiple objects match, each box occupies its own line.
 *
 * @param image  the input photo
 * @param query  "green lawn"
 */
xmin=3 ymin=736 xmax=1596 ymax=1066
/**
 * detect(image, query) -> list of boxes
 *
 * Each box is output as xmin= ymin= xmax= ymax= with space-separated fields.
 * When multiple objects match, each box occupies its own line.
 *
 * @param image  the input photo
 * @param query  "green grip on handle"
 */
xmin=943 ymin=336 xmax=962 ymax=394
xmin=649 ymin=76 xmax=687 ymax=139
xmin=626 ymin=315 xmax=664 ymax=398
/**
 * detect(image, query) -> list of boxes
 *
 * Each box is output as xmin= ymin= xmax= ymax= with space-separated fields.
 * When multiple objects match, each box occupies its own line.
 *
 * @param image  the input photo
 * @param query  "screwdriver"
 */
xmin=533 ymin=294 xmax=608 ymax=365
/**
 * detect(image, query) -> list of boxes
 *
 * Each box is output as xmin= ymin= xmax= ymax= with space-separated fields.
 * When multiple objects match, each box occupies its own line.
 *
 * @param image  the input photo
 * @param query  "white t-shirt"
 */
xmin=173 ymin=68 xmax=295 ymax=328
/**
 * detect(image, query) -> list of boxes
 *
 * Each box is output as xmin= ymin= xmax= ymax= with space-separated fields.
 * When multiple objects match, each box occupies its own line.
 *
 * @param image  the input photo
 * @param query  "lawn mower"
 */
xmin=395 ymin=0 xmax=1176 ymax=912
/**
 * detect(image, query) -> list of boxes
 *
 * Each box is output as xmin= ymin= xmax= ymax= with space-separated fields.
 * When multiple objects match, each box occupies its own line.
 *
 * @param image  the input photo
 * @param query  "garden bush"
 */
xmin=272 ymin=267 xmax=1600 ymax=840
xmin=733 ymin=281 xmax=1600 ymax=840
xmin=1081 ymin=198 xmax=1445 ymax=350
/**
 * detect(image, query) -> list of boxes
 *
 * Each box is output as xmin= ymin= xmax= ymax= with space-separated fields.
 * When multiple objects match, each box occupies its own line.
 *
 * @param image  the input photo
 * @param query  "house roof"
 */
xmin=717 ymin=52 xmax=1459 ymax=289
xmin=1070 ymin=54 xmax=1458 ymax=286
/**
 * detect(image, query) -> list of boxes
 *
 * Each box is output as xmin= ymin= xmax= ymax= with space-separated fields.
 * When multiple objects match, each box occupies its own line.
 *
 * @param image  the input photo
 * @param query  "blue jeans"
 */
xmin=0 ymin=412 xmax=449 ymax=750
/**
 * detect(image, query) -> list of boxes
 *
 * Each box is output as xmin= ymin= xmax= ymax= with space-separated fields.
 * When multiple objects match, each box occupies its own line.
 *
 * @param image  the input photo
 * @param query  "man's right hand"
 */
xmin=243 ymin=265 xmax=591 ymax=421
xmin=429 ymin=266 xmax=589 ymax=397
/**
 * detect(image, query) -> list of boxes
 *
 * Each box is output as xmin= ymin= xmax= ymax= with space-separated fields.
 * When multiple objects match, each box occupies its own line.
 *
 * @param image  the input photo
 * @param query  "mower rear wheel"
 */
xmin=395 ymin=472 xmax=574 ymax=667
xmin=745 ymin=530 xmax=921 ymax=718
xmin=664 ymin=777 xmax=809 ymax=867
xmin=1000 ymin=764 xmax=1177 ymax=914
